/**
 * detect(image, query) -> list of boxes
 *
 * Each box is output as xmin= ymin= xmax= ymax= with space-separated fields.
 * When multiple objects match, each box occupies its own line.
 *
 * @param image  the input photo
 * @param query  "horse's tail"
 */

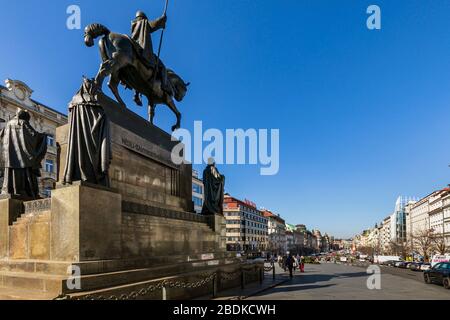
xmin=84 ymin=23 xmax=110 ymax=40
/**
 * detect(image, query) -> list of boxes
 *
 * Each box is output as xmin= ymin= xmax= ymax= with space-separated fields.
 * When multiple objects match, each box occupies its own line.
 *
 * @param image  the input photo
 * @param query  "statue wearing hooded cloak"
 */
xmin=201 ymin=160 xmax=225 ymax=216
xmin=0 ymin=110 xmax=47 ymax=199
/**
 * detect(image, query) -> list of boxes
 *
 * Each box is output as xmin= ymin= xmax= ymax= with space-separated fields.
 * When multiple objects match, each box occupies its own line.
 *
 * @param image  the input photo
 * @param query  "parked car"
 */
xmin=398 ymin=261 xmax=410 ymax=269
xmin=394 ymin=261 xmax=404 ymax=268
xmin=374 ymin=255 xmax=402 ymax=264
xmin=424 ymin=262 xmax=450 ymax=289
xmin=421 ymin=263 xmax=431 ymax=271
xmin=383 ymin=260 xmax=398 ymax=267
xmin=410 ymin=262 xmax=423 ymax=272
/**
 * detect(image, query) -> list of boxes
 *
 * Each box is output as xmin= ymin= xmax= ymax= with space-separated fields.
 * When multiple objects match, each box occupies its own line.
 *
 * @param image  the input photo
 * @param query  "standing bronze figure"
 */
xmin=0 ymin=110 xmax=47 ymax=199
xmin=84 ymin=10 xmax=189 ymax=132
xmin=202 ymin=158 xmax=226 ymax=216
xmin=63 ymin=78 xmax=112 ymax=187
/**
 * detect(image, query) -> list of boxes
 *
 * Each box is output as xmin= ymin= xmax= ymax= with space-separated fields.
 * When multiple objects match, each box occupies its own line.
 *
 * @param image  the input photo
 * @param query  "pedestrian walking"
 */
xmin=293 ymin=256 xmax=298 ymax=272
xmin=285 ymin=253 xmax=294 ymax=278
xmin=300 ymin=256 xmax=305 ymax=273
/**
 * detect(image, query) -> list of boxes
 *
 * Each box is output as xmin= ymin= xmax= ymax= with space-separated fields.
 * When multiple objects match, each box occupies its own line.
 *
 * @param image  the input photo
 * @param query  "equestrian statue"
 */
xmin=84 ymin=5 xmax=189 ymax=132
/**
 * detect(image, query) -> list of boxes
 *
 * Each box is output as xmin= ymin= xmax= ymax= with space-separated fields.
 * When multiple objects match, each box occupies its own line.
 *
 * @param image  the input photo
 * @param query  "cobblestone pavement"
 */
xmin=247 ymin=263 xmax=450 ymax=300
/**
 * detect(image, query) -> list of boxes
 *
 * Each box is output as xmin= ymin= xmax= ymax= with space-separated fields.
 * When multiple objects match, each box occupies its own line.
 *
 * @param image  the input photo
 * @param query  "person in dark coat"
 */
xmin=285 ymin=253 xmax=294 ymax=278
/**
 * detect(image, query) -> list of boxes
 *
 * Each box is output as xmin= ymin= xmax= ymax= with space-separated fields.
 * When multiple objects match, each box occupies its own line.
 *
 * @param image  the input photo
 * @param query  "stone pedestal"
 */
xmin=207 ymin=215 xmax=227 ymax=251
xmin=0 ymin=197 xmax=23 ymax=258
xmin=50 ymin=182 xmax=122 ymax=261
xmin=56 ymin=92 xmax=193 ymax=214
xmin=0 ymin=91 xmax=245 ymax=300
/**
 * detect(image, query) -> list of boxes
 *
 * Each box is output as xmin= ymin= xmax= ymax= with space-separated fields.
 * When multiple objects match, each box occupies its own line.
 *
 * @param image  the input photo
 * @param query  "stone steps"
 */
xmin=0 ymin=270 xmax=66 ymax=295
xmin=8 ymin=210 xmax=51 ymax=260
xmin=13 ymin=211 xmax=50 ymax=225
xmin=0 ymin=259 xmax=73 ymax=275
xmin=0 ymin=252 xmax=235 ymax=275
xmin=0 ymin=286 xmax=57 ymax=300
xmin=64 ymin=263 xmax=245 ymax=300
xmin=63 ymin=257 xmax=240 ymax=294
xmin=0 ymin=257 xmax=242 ymax=299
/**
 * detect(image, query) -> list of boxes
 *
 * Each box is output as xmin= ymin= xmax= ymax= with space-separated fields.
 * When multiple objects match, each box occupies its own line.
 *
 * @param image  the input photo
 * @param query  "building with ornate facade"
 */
xmin=223 ymin=195 xmax=268 ymax=252
xmin=0 ymin=79 xmax=67 ymax=197
xmin=380 ymin=216 xmax=391 ymax=254
xmin=261 ymin=209 xmax=286 ymax=254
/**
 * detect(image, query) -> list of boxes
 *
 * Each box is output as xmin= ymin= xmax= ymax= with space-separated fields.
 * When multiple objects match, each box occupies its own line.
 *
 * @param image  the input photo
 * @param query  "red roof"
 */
xmin=261 ymin=210 xmax=285 ymax=224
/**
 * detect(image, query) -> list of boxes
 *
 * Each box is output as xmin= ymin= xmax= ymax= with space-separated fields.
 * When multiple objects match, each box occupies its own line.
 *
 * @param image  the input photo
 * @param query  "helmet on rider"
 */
xmin=135 ymin=11 xmax=148 ymax=19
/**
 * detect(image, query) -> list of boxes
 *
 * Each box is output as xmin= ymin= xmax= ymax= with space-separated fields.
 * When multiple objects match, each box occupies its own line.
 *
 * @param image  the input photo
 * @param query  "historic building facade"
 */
xmin=261 ymin=209 xmax=286 ymax=254
xmin=223 ymin=195 xmax=268 ymax=252
xmin=0 ymin=79 xmax=67 ymax=197
xmin=428 ymin=188 xmax=450 ymax=248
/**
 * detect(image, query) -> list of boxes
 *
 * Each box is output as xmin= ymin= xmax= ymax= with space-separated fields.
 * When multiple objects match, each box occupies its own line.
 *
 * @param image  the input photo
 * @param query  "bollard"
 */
xmin=162 ymin=285 xmax=167 ymax=300
xmin=212 ymin=275 xmax=218 ymax=299
xmin=272 ymin=262 xmax=276 ymax=280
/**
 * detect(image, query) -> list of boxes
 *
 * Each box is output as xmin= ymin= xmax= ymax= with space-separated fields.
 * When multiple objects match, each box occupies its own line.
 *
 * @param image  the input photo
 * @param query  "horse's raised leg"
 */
xmin=166 ymin=97 xmax=181 ymax=132
xmin=94 ymin=60 xmax=114 ymax=90
xmin=108 ymin=75 xmax=126 ymax=108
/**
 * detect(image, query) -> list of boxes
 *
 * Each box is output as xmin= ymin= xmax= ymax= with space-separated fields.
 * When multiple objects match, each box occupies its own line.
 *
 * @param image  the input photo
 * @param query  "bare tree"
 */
xmin=358 ymin=246 xmax=375 ymax=256
xmin=389 ymin=240 xmax=410 ymax=259
xmin=413 ymin=229 xmax=436 ymax=262
xmin=432 ymin=233 xmax=447 ymax=255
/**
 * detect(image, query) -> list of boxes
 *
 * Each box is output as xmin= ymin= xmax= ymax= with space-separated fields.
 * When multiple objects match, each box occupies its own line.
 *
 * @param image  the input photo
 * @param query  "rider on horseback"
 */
xmin=131 ymin=11 xmax=173 ymax=106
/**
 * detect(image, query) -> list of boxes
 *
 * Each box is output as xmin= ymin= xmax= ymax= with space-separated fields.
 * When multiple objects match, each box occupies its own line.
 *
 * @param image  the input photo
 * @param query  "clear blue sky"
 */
xmin=1 ymin=0 xmax=450 ymax=238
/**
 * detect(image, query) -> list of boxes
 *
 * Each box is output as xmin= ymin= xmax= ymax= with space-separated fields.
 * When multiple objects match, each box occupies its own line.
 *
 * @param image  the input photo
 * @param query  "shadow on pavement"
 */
xmin=288 ymin=272 xmax=367 ymax=285
xmin=252 ymin=283 xmax=336 ymax=296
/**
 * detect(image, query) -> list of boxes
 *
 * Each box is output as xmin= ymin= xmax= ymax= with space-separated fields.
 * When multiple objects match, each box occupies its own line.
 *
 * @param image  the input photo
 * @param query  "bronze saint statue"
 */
xmin=0 ymin=110 xmax=47 ymax=199
xmin=131 ymin=11 xmax=172 ymax=104
xmin=202 ymin=158 xmax=225 ymax=216
xmin=63 ymin=78 xmax=112 ymax=187
xmin=83 ymin=8 xmax=189 ymax=132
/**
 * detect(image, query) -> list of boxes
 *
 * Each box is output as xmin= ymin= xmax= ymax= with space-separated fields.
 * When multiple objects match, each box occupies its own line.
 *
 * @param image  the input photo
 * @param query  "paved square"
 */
xmin=249 ymin=263 xmax=450 ymax=300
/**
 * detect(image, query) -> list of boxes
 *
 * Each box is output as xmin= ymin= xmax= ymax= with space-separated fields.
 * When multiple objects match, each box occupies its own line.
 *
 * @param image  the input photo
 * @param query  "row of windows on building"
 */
xmin=224 ymin=211 xmax=267 ymax=224
xmin=226 ymin=228 xmax=267 ymax=236
xmin=227 ymin=237 xmax=266 ymax=242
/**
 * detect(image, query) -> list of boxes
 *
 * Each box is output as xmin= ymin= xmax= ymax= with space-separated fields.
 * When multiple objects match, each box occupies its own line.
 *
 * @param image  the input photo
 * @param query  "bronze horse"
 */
xmin=84 ymin=23 xmax=189 ymax=131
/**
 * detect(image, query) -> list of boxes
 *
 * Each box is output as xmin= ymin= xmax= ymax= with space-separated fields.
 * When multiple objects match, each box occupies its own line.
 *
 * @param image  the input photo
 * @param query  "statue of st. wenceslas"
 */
xmin=83 ymin=9 xmax=189 ymax=132
xmin=0 ymin=110 xmax=47 ymax=199
xmin=202 ymin=159 xmax=226 ymax=216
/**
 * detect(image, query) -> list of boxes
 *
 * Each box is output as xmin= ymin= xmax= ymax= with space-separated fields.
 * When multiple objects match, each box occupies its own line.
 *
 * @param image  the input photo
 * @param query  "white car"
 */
xmin=420 ymin=263 xmax=431 ymax=271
